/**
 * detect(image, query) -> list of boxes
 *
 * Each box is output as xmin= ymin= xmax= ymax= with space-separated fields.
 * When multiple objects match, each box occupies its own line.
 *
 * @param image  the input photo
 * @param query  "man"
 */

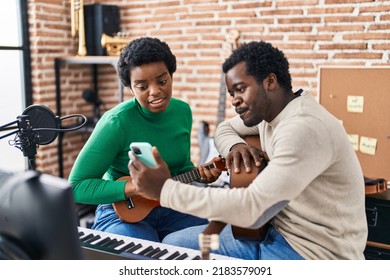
xmin=128 ymin=41 xmax=368 ymax=259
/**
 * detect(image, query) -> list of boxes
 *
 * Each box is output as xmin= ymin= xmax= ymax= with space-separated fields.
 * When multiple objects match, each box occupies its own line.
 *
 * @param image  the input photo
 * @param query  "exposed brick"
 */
xmin=235 ymin=18 xmax=274 ymax=25
xmin=27 ymin=0 xmax=390 ymax=172
xmin=232 ymin=2 xmax=273 ymax=10
xmin=154 ymin=7 xmax=189 ymax=15
xmin=318 ymin=43 xmax=367 ymax=50
xmin=192 ymin=5 xmax=227 ymax=12
xmin=317 ymin=25 xmax=366 ymax=32
xmin=276 ymin=0 xmax=318 ymax=7
xmin=269 ymin=26 xmax=313 ymax=33
xmin=218 ymin=11 xmax=257 ymax=18
xmin=359 ymin=5 xmax=390 ymax=13
xmin=195 ymin=20 xmax=231 ymax=26
xmin=288 ymin=35 xmax=333 ymax=41
xmin=278 ymin=17 xmax=322 ymax=24
xmin=325 ymin=0 xmax=374 ymax=3
xmin=343 ymin=33 xmax=390 ymax=40
xmin=260 ymin=9 xmax=304 ymax=16
xmin=183 ymin=0 xmax=218 ymax=4
xmin=148 ymin=1 xmax=181 ymax=8
xmin=333 ymin=52 xmax=383 ymax=59
xmin=372 ymin=43 xmax=390 ymax=50
xmin=368 ymin=23 xmax=390 ymax=31
xmin=308 ymin=7 xmax=355 ymax=14
xmin=144 ymin=15 xmax=177 ymax=22
xmin=324 ymin=15 xmax=374 ymax=23
xmin=285 ymin=53 xmax=329 ymax=59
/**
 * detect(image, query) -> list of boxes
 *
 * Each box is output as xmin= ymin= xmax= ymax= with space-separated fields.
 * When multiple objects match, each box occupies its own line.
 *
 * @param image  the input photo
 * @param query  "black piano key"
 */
xmin=176 ymin=253 xmax=189 ymax=260
xmin=106 ymin=239 xmax=125 ymax=249
xmin=94 ymin=237 xmax=112 ymax=246
xmin=117 ymin=242 xmax=136 ymax=252
xmin=153 ymin=249 xmax=169 ymax=259
xmin=138 ymin=246 xmax=154 ymax=256
xmin=144 ymin=248 xmax=161 ymax=258
xmin=79 ymin=231 xmax=85 ymax=237
xmin=165 ymin=251 xmax=180 ymax=260
xmin=125 ymin=243 xmax=142 ymax=253
xmin=103 ymin=238 xmax=121 ymax=248
xmin=83 ymin=235 xmax=101 ymax=244
xmin=80 ymin=233 xmax=97 ymax=242
xmin=192 ymin=255 xmax=202 ymax=260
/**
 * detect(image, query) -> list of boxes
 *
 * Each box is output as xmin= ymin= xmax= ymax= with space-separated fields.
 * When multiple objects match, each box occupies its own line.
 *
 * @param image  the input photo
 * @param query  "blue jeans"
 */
xmin=162 ymin=224 xmax=304 ymax=260
xmin=92 ymin=204 xmax=208 ymax=242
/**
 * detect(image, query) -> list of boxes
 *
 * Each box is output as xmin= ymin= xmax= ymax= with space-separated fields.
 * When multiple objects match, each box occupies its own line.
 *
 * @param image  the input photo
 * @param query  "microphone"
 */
xmin=15 ymin=114 xmax=37 ymax=158
xmin=0 ymin=104 xmax=87 ymax=167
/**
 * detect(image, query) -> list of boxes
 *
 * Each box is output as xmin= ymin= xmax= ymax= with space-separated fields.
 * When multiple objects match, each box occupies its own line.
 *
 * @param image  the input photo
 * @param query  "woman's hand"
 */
xmin=198 ymin=156 xmax=225 ymax=184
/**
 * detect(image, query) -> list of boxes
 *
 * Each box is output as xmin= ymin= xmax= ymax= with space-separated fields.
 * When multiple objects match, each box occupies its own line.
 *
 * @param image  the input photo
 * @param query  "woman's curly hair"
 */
xmin=117 ymin=37 xmax=177 ymax=88
xmin=222 ymin=41 xmax=292 ymax=91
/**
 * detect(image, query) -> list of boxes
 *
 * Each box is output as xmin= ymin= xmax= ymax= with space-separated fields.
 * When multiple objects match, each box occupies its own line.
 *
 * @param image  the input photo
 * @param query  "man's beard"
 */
xmin=242 ymin=112 xmax=263 ymax=127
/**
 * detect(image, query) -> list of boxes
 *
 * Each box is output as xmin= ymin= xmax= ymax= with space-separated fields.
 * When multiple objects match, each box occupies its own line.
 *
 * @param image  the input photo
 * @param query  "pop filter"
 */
xmin=22 ymin=105 xmax=59 ymax=145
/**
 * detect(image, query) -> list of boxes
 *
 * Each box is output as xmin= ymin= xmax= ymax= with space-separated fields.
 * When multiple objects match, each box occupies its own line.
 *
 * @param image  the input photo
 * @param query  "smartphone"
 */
xmin=129 ymin=142 xmax=157 ymax=167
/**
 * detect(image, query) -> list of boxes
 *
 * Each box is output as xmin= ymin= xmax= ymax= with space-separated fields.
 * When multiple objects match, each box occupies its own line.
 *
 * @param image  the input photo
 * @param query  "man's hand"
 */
xmin=198 ymin=156 xmax=224 ymax=184
xmin=128 ymin=146 xmax=170 ymax=201
xmin=226 ymin=143 xmax=267 ymax=174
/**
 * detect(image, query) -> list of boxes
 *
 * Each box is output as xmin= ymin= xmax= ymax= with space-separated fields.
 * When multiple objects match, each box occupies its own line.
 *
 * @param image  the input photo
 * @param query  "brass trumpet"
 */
xmin=101 ymin=33 xmax=131 ymax=56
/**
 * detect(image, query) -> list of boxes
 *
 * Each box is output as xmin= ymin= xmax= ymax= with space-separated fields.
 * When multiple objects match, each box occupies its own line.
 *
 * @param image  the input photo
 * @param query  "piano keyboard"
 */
xmin=78 ymin=227 xmax=238 ymax=260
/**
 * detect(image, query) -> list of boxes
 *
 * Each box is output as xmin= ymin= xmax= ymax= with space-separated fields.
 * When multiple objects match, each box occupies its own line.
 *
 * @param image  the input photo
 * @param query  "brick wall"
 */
xmin=27 ymin=0 xmax=390 ymax=178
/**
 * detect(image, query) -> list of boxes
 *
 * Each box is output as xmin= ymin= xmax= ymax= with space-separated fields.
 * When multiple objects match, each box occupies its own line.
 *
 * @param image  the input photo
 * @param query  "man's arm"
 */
xmin=215 ymin=116 xmax=262 ymax=173
xmin=128 ymin=147 xmax=223 ymax=200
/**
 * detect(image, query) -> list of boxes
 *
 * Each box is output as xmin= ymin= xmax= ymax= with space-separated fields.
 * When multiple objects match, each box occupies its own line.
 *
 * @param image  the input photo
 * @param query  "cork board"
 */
xmin=319 ymin=66 xmax=390 ymax=181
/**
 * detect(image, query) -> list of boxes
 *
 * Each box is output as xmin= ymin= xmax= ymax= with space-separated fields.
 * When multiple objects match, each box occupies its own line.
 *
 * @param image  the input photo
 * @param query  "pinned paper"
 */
xmin=347 ymin=96 xmax=364 ymax=113
xmin=359 ymin=136 xmax=377 ymax=155
xmin=347 ymin=134 xmax=359 ymax=151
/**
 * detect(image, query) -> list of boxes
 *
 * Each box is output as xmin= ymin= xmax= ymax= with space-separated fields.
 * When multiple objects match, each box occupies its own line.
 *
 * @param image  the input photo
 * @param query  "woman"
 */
xmin=69 ymin=37 xmax=222 ymax=242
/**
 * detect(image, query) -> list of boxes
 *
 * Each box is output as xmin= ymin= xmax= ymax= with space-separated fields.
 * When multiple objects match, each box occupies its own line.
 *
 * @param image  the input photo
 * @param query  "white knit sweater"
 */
xmin=160 ymin=91 xmax=368 ymax=259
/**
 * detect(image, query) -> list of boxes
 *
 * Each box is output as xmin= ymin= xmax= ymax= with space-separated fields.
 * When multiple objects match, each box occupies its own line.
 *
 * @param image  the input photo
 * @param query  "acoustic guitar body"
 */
xmin=198 ymin=135 xmax=268 ymax=259
xmin=230 ymin=135 xmax=269 ymax=241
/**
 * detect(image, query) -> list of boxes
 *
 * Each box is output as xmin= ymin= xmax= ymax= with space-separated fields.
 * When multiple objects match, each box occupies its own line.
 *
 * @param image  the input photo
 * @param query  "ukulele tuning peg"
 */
xmin=210 ymin=234 xmax=220 ymax=250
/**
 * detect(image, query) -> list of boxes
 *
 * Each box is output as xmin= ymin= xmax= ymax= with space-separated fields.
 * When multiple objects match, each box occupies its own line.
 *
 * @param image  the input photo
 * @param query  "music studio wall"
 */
xmin=24 ymin=0 xmax=390 ymax=178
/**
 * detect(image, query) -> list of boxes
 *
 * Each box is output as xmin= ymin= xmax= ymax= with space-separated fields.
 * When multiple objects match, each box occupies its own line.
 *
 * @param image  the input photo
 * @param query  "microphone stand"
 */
xmin=0 ymin=115 xmax=36 ymax=170
xmin=0 ymin=120 xmax=19 ymax=139
xmin=17 ymin=115 xmax=37 ymax=170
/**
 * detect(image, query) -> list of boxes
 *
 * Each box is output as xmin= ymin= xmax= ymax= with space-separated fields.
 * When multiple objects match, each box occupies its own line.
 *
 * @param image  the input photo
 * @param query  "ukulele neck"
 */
xmin=172 ymin=162 xmax=215 ymax=184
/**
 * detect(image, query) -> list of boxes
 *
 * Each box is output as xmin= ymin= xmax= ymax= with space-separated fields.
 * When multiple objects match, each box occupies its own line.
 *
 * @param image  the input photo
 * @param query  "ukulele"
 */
xmin=112 ymin=157 xmax=227 ymax=223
